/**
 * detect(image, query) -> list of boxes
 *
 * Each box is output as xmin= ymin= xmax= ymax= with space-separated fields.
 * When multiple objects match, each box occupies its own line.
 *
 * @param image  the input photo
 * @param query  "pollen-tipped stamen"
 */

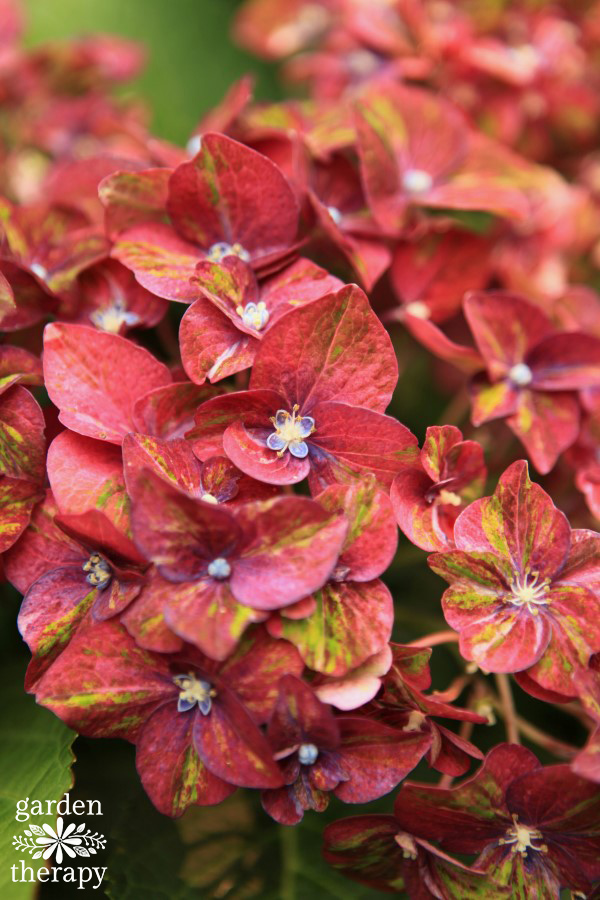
xmin=507 ymin=568 xmax=551 ymax=615
xmin=82 ymin=553 xmax=112 ymax=591
xmin=267 ymin=404 xmax=315 ymax=458
xmin=498 ymin=814 xmax=548 ymax=856
xmin=173 ymin=672 xmax=216 ymax=715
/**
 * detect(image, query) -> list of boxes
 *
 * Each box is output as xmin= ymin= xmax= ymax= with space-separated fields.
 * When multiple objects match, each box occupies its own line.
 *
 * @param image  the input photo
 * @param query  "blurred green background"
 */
xmin=25 ymin=0 xmax=279 ymax=144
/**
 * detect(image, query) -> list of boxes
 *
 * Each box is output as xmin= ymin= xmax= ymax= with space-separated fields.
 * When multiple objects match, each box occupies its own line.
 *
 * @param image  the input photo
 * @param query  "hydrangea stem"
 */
xmin=408 ymin=630 xmax=459 ymax=648
xmin=279 ymin=823 xmax=297 ymax=900
xmin=495 ymin=673 xmax=520 ymax=744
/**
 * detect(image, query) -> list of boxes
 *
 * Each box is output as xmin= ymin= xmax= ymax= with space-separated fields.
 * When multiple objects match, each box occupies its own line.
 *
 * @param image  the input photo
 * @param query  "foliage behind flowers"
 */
xmin=2 ymin=0 xmax=600 ymax=896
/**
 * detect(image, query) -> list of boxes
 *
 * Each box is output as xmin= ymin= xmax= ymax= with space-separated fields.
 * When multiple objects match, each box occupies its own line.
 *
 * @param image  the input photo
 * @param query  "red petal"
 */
xmin=43 ymin=323 xmax=171 ymax=444
xmin=136 ymin=704 xmax=235 ymax=817
xmin=250 ymin=284 xmax=397 ymax=413
xmin=167 ymin=133 xmax=298 ymax=259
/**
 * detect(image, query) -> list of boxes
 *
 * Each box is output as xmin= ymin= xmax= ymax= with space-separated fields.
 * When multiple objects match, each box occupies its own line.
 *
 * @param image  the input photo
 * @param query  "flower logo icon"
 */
xmin=13 ymin=817 xmax=106 ymax=861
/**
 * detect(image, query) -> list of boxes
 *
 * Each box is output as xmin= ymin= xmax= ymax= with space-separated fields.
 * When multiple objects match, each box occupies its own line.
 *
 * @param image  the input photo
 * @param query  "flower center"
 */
xmin=187 ymin=134 xmax=202 ymax=156
xmin=437 ymin=489 xmax=462 ymax=507
xmin=402 ymin=168 xmax=433 ymax=194
xmin=330 ymin=564 xmax=351 ymax=583
xmin=173 ymin=672 xmax=216 ymax=715
xmin=235 ymin=300 xmax=269 ymax=331
xmin=90 ymin=301 xmax=140 ymax=333
xmin=404 ymin=301 xmax=430 ymax=320
xmin=30 ymin=262 xmax=48 ymax=280
xmin=508 ymin=569 xmax=550 ymax=615
xmin=207 ymin=557 xmax=231 ymax=580
xmin=267 ymin=4 xmax=330 ymax=55
xmin=395 ymin=832 xmax=418 ymax=860
xmin=200 ymin=492 xmax=219 ymax=505
xmin=267 ymin=404 xmax=315 ymax=459
xmin=82 ymin=553 xmax=112 ymax=591
xmin=347 ymin=49 xmax=379 ymax=76
xmin=508 ymin=363 xmax=533 ymax=387
xmin=298 ymin=743 xmax=319 ymax=765
xmin=206 ymin=241 xmax=250 ymax=263
xmin=506 ymin=44 xmax=540 ymax=76
xmin=498 ymin=814 xmax=547 ymax=856
xmin=402 ymin=710 xmax=427 ymax=732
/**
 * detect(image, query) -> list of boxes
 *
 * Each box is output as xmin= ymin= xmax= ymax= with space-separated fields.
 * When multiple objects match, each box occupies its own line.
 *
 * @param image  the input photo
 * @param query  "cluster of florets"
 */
xmin=2 ymin=0 xmax=600 ymax=897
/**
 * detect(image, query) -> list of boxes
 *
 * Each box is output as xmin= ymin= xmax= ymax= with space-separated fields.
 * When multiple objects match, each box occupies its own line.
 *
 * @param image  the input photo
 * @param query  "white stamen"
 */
xmin=395 ymin=832 xmax=418 ymax=860
xmin=187 ymin=134 xmax=202 ymax=157
xmin=90 ymin=301 xmax=140 ymax=333
xmin=298 ymin=743 xmax=319 ymax=765
xmin=507 ymin=569 xmax=550 ymax=615
xmin=508 ymin=363 xmax=533 ymax=387
xmin=207 ymin=557 xmax=231 ymax=580
xmin=173 ymin=672 xmax=215 ymax=715
xmin=402 ymin=710 xmax=427 ymax=733
xmin=207 ymin=241 xmax=250 ymax=263
xmin=347 ymin=49 xmax=379 ymax=76
xmin=402 ymin=169 xmax=433 ymax=194
xmin=498 ymin=814 xmax=547 ymax=856
xmin=267 ymin=404 xmax=315 ymax=458
xmin=235 ymin=300 xmax=270 ymax=331
xmin=326 ymin=205 xmax=343 ymax=225
xmin=30 ymin=262 xmax=47 ymax=280
xmin=405 ymin=301 xmax=430 ymax=319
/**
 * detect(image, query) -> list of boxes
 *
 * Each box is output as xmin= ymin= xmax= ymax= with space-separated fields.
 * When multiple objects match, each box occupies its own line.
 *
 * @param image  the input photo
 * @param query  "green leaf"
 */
xmin=0 ymin=661 xmax=75 ymax=900
xmin=426 ymin=208 xmax=496 ymax=234
xmin=106 ymin=787 xmax=386 ymax=900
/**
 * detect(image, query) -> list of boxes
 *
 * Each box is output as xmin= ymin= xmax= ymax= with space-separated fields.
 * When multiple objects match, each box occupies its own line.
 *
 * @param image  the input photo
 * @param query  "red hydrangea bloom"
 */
xmin=7 ymin=490 xmax=146 ymax=688
xmin=572 ymin=654 xmax=600 ymax=783
xmin=0 ymin=383 xmax=45 ymax=552
xmin=34 ymin=619 xmax=303 ymax=817
xmin=570 ymin=412 xmax=600 ymax=521
xmin=429 ymin=460 xmax=600 ymax=697
xmin=111 ymin=133 xmax=299 ymax=301
xmin=354 ymin=83 xmax=556 ymax=232
xmin=69 ymin=259 xmax=168 ymax=334
xmin=261 ymin=675 xmax=425 ymax=825
xmin=126 ymin=468 xmax=347 ymax=660
xmin=0 ymin=345 xmax=43 ymax=394
xmin=43 ymin=322 xmax=171 ymax=444
xmin=43 ymin=433 xmax=134 ymax=587
xmin=393 ymin=744 xmax=600 ymax=898
xmin=127 ymin=381 xmax=219 ymax=442
xmin=179 ymin=256 xmax=341 ymax=383
xmin=366 ymin=643 xmax=487 ymax=777
xmin=306 ymin=153 xmax=391 ymax=290
xmin=123 ymin=433 xmax=277 ymax=507
xmin=323 ymin=815 xmax=496 ymax=898
xmin=391 ymin=425 xmax=486 ymax=551
xmin=388 ymin=229 xmax=492 ymax=324
xmin=0 ymin=195 xmax=109 ymax=328
xmin=465 ymin=291 xmax=600 ymax=473
xmin=190 ymin=284 xmax=418 ymax=490
xmin=267 ymin=476 xmax=397 ymax=677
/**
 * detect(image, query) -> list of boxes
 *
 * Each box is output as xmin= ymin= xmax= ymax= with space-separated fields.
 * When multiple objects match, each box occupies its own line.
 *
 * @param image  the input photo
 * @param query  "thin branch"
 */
xmin=408 ymin=630 xmax=459 ymax=648
xmin=495 ymin=673 xmax=520 ymax=744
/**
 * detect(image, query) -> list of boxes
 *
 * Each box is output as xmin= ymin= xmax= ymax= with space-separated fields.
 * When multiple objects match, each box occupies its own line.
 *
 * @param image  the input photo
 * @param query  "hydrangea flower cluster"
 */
xmin=2 ymin=0 xmax=600 ymax=896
